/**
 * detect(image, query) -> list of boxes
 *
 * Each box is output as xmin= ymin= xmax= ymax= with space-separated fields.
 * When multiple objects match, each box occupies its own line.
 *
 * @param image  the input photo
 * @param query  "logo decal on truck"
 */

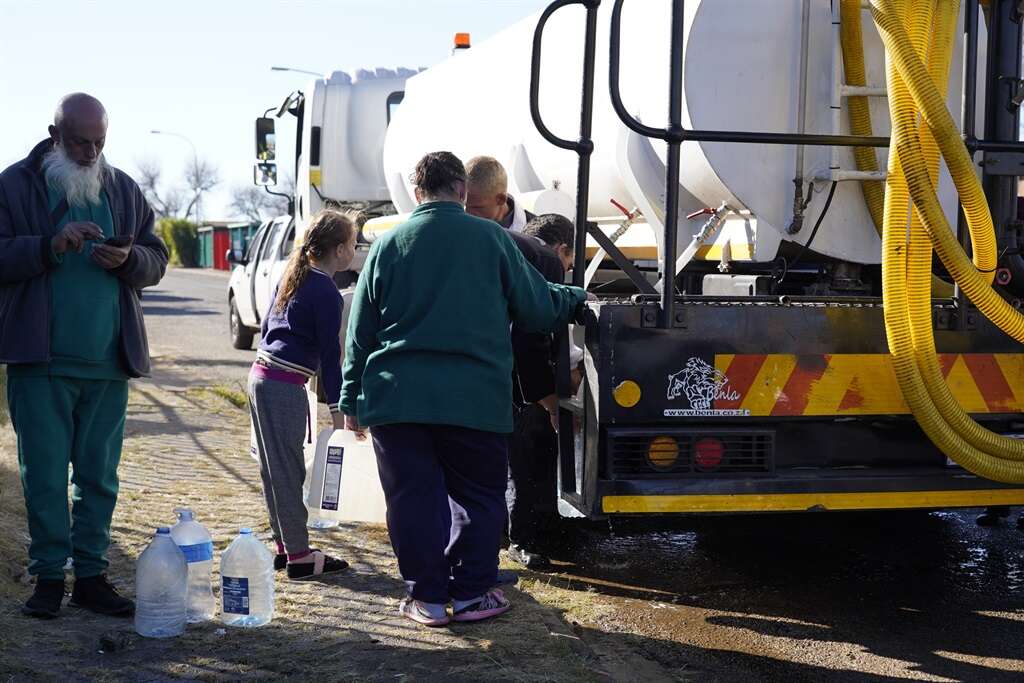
xmin=665 ymin=357 xmax=748 ymax=417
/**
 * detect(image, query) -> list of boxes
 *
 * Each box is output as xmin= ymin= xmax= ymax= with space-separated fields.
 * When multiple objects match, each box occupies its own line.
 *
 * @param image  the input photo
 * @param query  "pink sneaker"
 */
xmin=399 ymin=598 xmax=450 ymax=627
xmin=451 ymin=589 xmax=511 ymax=622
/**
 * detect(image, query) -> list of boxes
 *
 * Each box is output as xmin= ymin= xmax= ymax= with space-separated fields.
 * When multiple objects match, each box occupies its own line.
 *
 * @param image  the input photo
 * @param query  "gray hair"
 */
xmin=465 ymin=156 xmax=508 ymax=197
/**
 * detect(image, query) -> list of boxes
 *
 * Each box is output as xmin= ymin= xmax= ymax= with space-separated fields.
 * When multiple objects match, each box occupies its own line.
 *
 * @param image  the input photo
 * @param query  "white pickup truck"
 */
xmin=226 ymin=214 xmax=294 ymax=349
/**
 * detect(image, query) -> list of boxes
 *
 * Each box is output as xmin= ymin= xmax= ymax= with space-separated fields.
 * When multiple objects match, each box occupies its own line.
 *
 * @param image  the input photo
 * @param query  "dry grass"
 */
xmin=0 ymin=402 xmax=30 ymax=602
xmin=187 ymin=383 xmax=249 ymax=411
xmin=0 ymin=364 xmax=8 ymax=425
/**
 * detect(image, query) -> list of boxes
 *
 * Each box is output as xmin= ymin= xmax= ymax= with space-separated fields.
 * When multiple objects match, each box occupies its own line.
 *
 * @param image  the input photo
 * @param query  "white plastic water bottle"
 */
xmin=220 ymin=528 xmax=274 ymax=627
xmin=169 ymin=508 xmax=216 ymax=622
xmin=134 ymin=527 xmax=188 ymax=638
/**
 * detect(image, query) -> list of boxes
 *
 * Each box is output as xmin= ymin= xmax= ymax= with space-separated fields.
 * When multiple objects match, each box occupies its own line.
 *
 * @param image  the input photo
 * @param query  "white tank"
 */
xmin=383 ymin=0 xmax=982 ymax=266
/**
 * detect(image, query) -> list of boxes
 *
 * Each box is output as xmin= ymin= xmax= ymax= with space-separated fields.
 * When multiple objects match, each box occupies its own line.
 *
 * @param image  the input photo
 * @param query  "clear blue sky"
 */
xmin=0 ymin=0 xmax=550 ymax=220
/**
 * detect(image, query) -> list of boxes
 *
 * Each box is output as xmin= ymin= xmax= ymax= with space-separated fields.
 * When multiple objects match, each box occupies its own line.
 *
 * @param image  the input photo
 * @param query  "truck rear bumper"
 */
xmin=598 ymin=468 xmax=1024 ymax=513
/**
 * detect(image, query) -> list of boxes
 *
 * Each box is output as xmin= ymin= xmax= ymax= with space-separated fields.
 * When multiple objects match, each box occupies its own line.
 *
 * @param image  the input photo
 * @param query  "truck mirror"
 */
xmin=255 ymin=117 xmax=276 ymax=161
xmin=254 ymin=161 xmax=278 ymax=187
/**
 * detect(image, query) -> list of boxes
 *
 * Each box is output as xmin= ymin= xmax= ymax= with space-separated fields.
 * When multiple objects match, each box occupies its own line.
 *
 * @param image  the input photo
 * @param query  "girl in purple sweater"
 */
xmin=248 ymin=210 xmax=355 ymax=580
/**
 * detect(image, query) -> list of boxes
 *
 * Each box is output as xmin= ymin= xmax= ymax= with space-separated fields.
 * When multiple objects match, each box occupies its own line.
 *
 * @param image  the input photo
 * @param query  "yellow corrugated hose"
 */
xmin=871 ymin=0 xmax=1024 ymax=482
xmin=840 ymin=0 xmax=886 ymax=234
xmin=841 ymin=0 xmax=954 ymax=297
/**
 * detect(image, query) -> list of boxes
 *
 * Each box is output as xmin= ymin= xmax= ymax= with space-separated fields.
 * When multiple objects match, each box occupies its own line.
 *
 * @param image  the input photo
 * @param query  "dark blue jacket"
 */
xmin=0 ymin=139 xmax=169 ymax=377
xmin=258 ymin=268 xmax=343 ymax=411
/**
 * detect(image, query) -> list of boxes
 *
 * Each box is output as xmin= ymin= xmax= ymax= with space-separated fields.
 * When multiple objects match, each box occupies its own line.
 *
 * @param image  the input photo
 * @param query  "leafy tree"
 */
xmin=158 ymin=218 xmax=199 ymax=267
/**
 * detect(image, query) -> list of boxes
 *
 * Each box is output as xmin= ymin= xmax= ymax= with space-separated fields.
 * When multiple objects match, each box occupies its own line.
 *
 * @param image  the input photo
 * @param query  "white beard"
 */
xmin=42 ymin=145 xmax=106 ymax=208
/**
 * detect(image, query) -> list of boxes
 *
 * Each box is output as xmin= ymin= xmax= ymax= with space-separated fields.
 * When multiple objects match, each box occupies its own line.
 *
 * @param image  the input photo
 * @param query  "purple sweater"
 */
xmin=258 ymin=267 xmax=343 ymax=412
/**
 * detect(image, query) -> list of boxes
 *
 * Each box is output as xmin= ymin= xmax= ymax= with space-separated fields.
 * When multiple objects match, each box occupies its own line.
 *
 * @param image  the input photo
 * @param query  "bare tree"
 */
xmin=230 ymin=186 xmax=276 ymax=222
xmin=229 ymin=173 xmax=294 ymax=222
xmin=135 ymin=158 xmax=185 ymax=218
xmin=182 ymin=157 xmax=220 ymax=224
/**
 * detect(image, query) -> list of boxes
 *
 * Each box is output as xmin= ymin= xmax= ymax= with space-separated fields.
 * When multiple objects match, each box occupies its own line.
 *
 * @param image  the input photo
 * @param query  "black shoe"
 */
xmin=495 ymin=569 xmax=519 ymax=587
xmin=1018 ymin=516 xmax=1024 ymax=531
xmin=274 ymin=553 xmax=287 ymax=571
xmin=286 ymin=550 xmax=349 ymax=581
xmin=70 ymin=575 xmax=134 ymax=617
xmin=507 ymin=544 xmax=549 ymax=570
xmin=22 ymin=579 xmax=66 ymax=619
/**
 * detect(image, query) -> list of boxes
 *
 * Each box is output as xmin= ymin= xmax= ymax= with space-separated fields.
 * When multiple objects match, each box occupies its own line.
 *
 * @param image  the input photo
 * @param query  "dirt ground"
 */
xmin=0 ymin=363 xmax=682 ymax=683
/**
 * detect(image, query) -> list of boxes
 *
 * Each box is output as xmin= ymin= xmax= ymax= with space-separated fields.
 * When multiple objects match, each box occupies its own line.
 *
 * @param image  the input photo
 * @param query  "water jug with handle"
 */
xmin=134 ymin=527 xmax=188 ymax=638
xmin=220 ymin=528 xmax=274 ymax=627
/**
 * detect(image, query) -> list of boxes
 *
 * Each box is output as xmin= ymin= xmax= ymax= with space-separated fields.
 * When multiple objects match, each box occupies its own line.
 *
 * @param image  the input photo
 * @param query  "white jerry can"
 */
xmin=306 ymin=428 xmax=387 ymax=526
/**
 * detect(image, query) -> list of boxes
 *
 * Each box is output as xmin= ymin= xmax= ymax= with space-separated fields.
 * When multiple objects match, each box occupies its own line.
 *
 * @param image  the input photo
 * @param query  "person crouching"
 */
xmin=248 ymin=210 xmax=356 ymax=580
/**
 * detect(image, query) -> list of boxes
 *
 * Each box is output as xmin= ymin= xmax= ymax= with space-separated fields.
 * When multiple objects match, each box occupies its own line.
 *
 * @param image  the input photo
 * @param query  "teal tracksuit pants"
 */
xmin=6 ymin=375 xmax=128 ymax=580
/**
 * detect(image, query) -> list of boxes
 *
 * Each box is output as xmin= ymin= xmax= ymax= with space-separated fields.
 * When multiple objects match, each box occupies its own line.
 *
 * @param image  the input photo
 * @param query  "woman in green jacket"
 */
xmin=340 ymin=151 xmax=586 ymax=626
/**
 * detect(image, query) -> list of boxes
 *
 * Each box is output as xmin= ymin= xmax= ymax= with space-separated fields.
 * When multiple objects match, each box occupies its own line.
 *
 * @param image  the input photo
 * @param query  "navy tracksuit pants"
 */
xmin=371 ymin=423 xmax=508 ymax=603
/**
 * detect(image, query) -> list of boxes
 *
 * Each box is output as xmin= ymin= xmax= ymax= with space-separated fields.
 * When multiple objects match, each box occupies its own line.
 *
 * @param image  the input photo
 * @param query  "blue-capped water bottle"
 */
xmin=169 ymin=508 xmax=216 ymax=622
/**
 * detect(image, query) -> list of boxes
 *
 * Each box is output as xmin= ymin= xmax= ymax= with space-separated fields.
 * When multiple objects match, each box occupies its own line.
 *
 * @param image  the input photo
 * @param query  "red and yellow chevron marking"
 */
xmin=713 ymin=354 xmax=1024 ymax=417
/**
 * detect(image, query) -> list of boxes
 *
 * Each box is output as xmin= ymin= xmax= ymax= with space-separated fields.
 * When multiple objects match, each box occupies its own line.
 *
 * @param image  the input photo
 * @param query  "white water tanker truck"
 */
xmin=253 ymin=0 xmax=1024 ymax=518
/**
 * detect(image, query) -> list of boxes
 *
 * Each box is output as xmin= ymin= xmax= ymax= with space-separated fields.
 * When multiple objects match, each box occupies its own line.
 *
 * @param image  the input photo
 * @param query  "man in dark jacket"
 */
xmin=465 ymin=156 xmax=583 ymax=570
xmin=506 ymin=216 xmax=578 ymax=569
xmin=0 ymin=93 xmax=168 ymax=619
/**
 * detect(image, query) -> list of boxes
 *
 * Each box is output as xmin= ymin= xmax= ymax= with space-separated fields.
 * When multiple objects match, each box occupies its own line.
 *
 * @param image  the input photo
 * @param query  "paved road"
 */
xmin=142 ymin=267 xmax=254 ymax=387
xmin=139 ymin=268 xmax=1024 ymax=681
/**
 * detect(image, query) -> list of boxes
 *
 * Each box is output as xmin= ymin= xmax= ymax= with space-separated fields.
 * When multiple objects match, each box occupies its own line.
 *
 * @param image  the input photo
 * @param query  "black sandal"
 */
xmin=286 ymin=550 xmax=349 ymax=580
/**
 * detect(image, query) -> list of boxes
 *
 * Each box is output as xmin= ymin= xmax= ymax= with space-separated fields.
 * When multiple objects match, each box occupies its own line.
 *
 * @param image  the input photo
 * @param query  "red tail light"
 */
xmin=694 ymin=437 xmax=724 ymax=470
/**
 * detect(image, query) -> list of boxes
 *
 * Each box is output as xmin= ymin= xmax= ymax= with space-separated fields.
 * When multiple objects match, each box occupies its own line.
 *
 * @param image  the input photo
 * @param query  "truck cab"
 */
xmin=230 ymin=68 xmax=418 ymax=349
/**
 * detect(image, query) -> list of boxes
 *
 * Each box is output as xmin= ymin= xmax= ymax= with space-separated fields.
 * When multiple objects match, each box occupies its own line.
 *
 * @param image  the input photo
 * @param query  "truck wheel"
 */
xmin=230 ymin=297 xmax=255 ymax=350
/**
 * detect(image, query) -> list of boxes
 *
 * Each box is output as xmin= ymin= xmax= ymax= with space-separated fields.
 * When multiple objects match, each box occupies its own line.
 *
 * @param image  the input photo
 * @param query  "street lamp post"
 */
xmin=150 ymin=129 xmax=201 ymax=229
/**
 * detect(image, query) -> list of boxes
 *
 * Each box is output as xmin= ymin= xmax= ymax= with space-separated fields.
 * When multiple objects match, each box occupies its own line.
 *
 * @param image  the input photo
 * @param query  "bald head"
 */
xmin=49 ymin=93 xmax=108 ymax=167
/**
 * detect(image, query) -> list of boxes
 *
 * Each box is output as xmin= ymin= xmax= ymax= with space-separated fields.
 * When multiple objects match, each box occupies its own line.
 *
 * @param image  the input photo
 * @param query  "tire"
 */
xmin=229 ymin=297 xmax=255 ymax=350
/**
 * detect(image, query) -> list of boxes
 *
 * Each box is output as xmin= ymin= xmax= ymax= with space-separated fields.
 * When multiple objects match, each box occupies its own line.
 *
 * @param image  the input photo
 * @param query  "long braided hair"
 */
xmin=274 ymin=209 xmax=354 ymax=313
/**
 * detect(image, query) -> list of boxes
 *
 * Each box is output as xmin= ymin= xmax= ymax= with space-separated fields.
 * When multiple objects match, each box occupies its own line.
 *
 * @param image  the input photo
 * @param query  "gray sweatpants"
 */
xmin=248 ymin=372 xmax=310 ymax=555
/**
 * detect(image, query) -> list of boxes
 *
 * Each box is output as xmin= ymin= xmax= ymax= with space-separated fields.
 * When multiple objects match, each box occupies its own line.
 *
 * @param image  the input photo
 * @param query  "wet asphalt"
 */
xmin=541 ymin=510 xmax=1023 ymax=680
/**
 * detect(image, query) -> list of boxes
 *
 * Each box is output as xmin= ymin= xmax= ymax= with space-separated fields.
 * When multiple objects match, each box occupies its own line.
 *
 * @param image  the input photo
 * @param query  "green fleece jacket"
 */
xmin=9 ymin=186 xmax=125 ymax=380
xmin=340 ymin=201 xmax=586 ymax=434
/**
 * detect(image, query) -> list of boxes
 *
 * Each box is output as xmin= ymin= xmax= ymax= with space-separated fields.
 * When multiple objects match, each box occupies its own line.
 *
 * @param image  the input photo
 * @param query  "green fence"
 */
xmin=197 ymin=227 xmax=214 ymax=269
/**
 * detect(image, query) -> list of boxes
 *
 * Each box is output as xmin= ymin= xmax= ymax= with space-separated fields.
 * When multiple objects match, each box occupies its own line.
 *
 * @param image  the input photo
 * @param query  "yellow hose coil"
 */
xmin=840 ymin=0 xmax=885 ymax=234
xmin=904 ymin=2 xmax=1024 ymax=461
xmin=841 ymin=0 xmax=954 ymax=296
xmin=872 ymin=0 xmax=1024 ymax=482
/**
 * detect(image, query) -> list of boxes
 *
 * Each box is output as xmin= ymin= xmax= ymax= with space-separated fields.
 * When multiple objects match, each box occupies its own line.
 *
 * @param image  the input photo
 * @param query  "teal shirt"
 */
xmin=9 ymin=186 xmax=125 ymax=380
xmin=340 ymin=201 xmax=586 ymax=433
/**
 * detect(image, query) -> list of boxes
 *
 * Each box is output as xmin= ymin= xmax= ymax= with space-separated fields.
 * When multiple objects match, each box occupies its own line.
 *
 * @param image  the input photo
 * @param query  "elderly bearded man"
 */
xmin=0 ymin=93 xmax=168 ymax=619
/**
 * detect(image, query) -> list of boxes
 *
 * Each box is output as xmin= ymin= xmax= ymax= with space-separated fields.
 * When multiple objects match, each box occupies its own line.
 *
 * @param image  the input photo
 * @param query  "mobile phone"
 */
xmin=103 ymin=235 xmax=133 ymax=248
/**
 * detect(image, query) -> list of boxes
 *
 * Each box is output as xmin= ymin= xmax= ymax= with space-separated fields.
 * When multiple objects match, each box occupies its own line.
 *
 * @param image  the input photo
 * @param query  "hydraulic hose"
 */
xmin=871 ymin=0 xmax=1024 ymax=482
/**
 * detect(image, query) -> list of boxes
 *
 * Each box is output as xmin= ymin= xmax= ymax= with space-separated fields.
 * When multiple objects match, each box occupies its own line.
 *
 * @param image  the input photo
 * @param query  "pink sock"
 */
xmin=275 ymin=540 xmax=286 ymax=555
xmin=287 ymin=550 xmax=312 ymax=562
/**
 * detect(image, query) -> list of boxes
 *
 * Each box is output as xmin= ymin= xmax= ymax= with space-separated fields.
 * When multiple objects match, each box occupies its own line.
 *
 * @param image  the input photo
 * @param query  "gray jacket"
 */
xmin=0 ymin=139 xmax=169 ymax=377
